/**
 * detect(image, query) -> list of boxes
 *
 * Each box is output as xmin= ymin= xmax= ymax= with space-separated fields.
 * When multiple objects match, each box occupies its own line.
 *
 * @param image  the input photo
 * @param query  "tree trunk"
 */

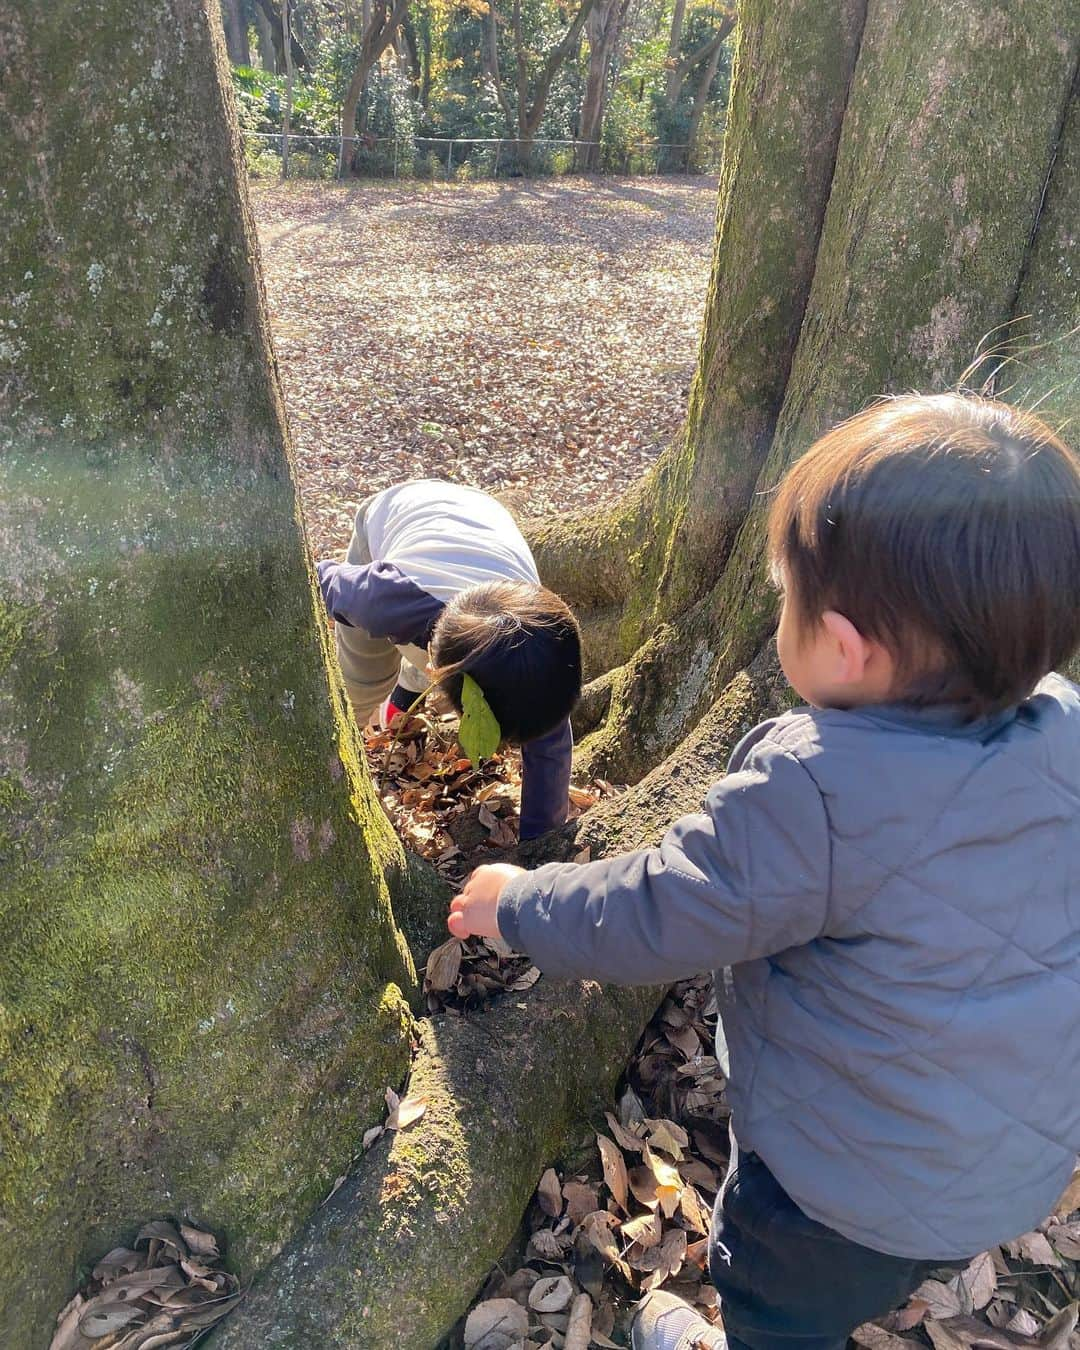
xmin=254 ymin=0 xmax=310 ymax=70
xmin=338 ymin=0 xmax=410 ymax=176
xmin=281 ymin=0 xmax=294 ymax=176
xmin=0 ymin=2 xmax=427 ymax=1344
xmin=528 ymin=0 xmax=1079 ymax=786
xmin=220 ymin=0 xmax=250 ymax=63
xmin=509 ymin=0 xmax=598 ymax=170
xmin=684 ymin=28 xmax=725 ymax=168
xmin=663 ymin=0 xmax=687 ymax=106
xmin=578 ymin=0 xmax=622 ymax=170
xmin=254 ymin=1 xmax=278 ymax=69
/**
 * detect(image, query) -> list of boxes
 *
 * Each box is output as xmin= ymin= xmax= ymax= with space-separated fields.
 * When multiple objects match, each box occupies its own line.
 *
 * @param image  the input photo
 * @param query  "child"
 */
xmin=317 ymin=479 xmax=581 ymax=841
xmin=447 ymin=394 xmax=1080 ymax=1350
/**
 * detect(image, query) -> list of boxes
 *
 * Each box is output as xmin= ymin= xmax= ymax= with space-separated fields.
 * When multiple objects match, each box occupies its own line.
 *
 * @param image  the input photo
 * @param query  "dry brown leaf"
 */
xmin=911 ymin=1280 xmax=963 ymax=1319
xmin=563 ymin=1292 xmax=593 ymax=1350
xmin=178 ymin=1225 xmax=219 ymax=1259
xmin=895 ymin=1299 xmax=931 ymax=1331
xmin=596 ymin=1134 xmax=629 ymax=1214
xmin=528 ymin=1275 xmax=574 ymax=1313
xmin=1006 ymin=1309 xmax=1041 ymax=1337
xmin=604 ymin=1110 xmax=645 ymax=1154
xmin=620 ymin=1210 xmax=662 ymax=1249
xmin=537 ymin=1167 xmax=563 ymax=1218
xmin=679 ymin=1184 xmax=711 ymax=1235
xmin=644 ymin=1118 xmax=687 ymax=1160
xmin=959 ymin=1253 xmax=997 ymax=1312
xmin=640 ymin=1228 xmax=687 ymax=1292
xmin=425 ymin=937 xmax=464 ymax=991
xmin=643 ymin=1143 xmax=683 ymax=1218
xmin=1046 ymin=1222 xmax=1080 ymax=1260
xmin=627 ymin=1164 xmax=659 ymax=1210
xmin=1053 ymin=1168 xmax=1080 ymax=1218
xmin=509 ymin=966 xmax=541 ymax=991
xmin=563 ymin=1181 xmax=599 ymax=1226
xmin=1010 ymin=1232 xmax=1060 ymax=1267
xmin=463 ymin=1297 xmax=529 ymax=1350
xmin=1037 ymin=1303 xmax=1078 ymax=1350
xmin=852 ymin=1323 xmax=919 ymax=1350
xmin=386 ymin=1092 xmax=426 ymax=1131
xmin=362 ymin=1124 xmax=384 ymax=1150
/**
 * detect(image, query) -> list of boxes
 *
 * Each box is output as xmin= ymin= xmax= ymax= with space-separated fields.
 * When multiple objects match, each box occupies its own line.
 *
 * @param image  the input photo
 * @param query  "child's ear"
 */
xmin=821 ymin=610 xmax=874 ymax=685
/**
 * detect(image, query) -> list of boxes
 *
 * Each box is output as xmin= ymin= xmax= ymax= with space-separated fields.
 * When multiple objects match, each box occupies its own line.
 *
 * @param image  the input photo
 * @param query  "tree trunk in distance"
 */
xmin=685 ymin=30 xmax=725 ymax=168
xmin=220 ymin=0 xmax=250 ymax=63
xmin=578 ymin=0 xmax=621 ymax=170
xmin=254 ymin=0 xmax=278 ymax=69
xmin=281 ymin=0 xmax=294 ymax=176
xmin=663 ymin=0 xmax=687 ymax=105
xmin=0 ymin=2 xmax=423 ymax=1343
xmin=338 ymin=0 xmax=410 ymax=176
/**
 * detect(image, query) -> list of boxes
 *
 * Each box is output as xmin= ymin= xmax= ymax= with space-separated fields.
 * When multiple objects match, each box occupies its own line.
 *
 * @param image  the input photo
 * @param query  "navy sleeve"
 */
xmin=317 ymin=559 xmax=444 ymax=647
xmin=498 ymin=736 xmax=831 ymax=983
xmin=518 ymin=718 xmax=573 ymax=841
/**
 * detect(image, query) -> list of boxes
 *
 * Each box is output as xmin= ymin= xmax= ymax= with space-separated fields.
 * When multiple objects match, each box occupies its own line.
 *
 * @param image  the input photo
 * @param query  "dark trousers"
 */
xmin=709 ymin=1150 xmax=961 ymax=1350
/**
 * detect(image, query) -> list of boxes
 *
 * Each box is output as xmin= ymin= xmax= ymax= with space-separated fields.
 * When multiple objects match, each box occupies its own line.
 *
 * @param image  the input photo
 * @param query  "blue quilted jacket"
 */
xmin=498 ymin=675 xmax=1080 ymax=1258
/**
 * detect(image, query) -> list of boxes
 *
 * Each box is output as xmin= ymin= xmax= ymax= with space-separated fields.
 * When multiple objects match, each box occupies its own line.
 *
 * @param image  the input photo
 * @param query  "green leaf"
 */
xmin=459 ymin=673 xmax=501 ymax=766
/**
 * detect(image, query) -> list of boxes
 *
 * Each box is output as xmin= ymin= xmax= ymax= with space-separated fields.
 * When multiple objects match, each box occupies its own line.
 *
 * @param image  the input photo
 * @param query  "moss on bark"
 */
xmin=0 ymin=4 xmax=423 ymax=1343
xmin=569 ymin=0 xmax=1080 ymax=783
xmin=527 ymin=0 xmax=866 ymax=668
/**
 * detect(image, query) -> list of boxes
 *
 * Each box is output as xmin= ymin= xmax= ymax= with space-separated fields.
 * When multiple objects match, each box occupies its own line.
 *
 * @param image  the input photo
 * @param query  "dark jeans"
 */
xmin=708 ymin=1150 xmax=962 ymax=1350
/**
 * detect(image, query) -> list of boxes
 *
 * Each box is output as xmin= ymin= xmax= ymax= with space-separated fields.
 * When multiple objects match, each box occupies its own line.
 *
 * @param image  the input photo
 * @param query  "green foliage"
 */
xmin=458 ymin=674 xmax=502 ymax=765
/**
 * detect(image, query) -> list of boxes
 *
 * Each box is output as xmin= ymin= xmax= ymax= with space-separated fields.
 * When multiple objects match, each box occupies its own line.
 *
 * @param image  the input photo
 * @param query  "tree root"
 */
xmin=207 ymin=658 xmax=780 ymax=1349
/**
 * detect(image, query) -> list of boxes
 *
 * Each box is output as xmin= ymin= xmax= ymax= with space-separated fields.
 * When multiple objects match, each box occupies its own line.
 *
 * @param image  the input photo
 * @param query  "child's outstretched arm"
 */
xmin=450 ymin=732 xmax=831 ymax=984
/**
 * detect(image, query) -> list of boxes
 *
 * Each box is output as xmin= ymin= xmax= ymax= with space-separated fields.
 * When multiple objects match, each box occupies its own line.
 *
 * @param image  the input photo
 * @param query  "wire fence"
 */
xmin=243 ymin=130 xmax=724 ymax=181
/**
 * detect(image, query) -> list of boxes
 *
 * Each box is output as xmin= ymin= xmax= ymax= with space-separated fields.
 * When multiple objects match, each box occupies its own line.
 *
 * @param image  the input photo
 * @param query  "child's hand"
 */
xmin=448 ymin=863 xmax=525 ymax=940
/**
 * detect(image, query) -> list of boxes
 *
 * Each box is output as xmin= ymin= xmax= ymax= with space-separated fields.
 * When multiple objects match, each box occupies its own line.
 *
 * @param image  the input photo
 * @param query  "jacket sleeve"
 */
xmin=497 ymin=735 xmax=831 ymax=983
xmin=519 ymin=718 xmax=573 ymax=841
xmin=317 ymin=559 xmax=444 ymax=647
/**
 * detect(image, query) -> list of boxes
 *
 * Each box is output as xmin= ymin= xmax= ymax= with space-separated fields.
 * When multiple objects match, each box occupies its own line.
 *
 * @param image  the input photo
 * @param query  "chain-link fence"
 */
xmin=243 ymin=131 xmax=724 ymax=181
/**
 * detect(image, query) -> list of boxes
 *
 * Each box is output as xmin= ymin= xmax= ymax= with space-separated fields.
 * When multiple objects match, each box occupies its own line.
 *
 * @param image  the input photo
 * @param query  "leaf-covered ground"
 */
xmin=251 ymin=175 xmax=718 ymax=555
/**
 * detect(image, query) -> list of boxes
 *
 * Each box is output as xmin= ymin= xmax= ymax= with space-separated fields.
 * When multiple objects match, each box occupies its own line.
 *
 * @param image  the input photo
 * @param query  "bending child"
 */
xmin=448 ymin=393 xmax=1080 ymax=1350
xmin=317 ymin=479 xmax=581 ymax=841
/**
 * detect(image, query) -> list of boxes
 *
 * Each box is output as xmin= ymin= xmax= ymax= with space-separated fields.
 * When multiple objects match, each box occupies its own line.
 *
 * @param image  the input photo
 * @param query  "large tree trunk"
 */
xmin=0 ymin=2 xmax=424 ymax=1343
xmin=529 ymin=0 xmax=1079 ymax=784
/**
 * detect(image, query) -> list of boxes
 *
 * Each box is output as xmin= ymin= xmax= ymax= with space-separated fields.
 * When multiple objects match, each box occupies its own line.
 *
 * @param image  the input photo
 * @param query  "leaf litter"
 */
xmin=250 ymin=176 xmax=718 ymax=556
xmin=49 ymin=1221 xmax=240 ymax=1349
xmin=456 ymin=975 xmax=1080 ymax=1348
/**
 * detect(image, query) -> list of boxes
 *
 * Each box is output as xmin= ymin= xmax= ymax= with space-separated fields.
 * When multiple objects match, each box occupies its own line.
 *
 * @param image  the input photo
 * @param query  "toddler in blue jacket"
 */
xmin=318 ymin=480 xmax=581 ymax=840
xmin=449 ymin=394 xmax=1080 ymax=1350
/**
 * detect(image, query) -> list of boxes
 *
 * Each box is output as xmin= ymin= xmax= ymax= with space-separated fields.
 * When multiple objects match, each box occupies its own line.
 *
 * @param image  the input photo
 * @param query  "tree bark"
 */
xmin=528 ymin=0 xmax=1079 ymax=786
xmin=220 ymin=0 xmax=251 ymax=63
xmin=253 ymin=0 xmax=278 ymax=69
xmin=0 ymin=2 xmax=423 ymax=1344
xmin=578 ymin=0 xmax=624 ymax=170
xmin=338 ymin=0 xmax=411 ymax=176
xmin=663 ymin=0 xmax=687 ymax=106
xmin=209 ymin=654 xmax=780 ymax=1349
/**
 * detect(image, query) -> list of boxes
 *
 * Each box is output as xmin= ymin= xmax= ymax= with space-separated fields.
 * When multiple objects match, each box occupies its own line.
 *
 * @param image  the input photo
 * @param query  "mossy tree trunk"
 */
xmin=529 ymin=0 xmax=1079 ymax=784
xmin=0 ymin=3 xmax=425 ymax=1344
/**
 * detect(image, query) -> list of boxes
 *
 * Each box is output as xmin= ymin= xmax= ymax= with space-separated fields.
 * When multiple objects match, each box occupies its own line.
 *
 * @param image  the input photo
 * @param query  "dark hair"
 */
xmin=767 ymin=392 xmax=1080 ymax=717
xmin=430 ymin=580 xmax=582 ymax=743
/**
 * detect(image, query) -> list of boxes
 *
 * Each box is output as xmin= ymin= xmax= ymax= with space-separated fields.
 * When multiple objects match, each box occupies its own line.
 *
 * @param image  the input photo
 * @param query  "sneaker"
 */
xmin=631 ymin=1291 xmax=727 ymax=1350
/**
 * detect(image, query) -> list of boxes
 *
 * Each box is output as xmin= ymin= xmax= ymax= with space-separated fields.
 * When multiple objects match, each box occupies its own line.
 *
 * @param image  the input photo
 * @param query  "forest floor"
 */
xmin=251 ymin=174 xmax=718 ymax=556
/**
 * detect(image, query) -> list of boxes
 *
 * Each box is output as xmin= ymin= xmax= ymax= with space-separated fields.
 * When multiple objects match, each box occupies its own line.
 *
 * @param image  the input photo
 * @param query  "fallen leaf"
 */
xmin=509 ymin=966 xmax=541 ymax=991
xmin=1037 ymin=1303 xmax=1078 ymax=1350
xmin=387 ymin=1094 xmax=426 ymax=1130
xmin=620 ymin=1210 xmax=662 ymax=1248
xmin=537 ymin=1167 xmax=563 ymax=1218
xmin=563 ymin=1181 xmax=599 ymax=1225
xmin=425 ymin=937 xmax=464 ymax=991
xmin=911 ymin=1280 xmax=963 ymax=1319
xmin=960 ymin=1253 xmax=997 ymax=1312
xmin=463 ymin=1298 xmax=529 ymax=1350
xmin=1010 ymin=1232 xmax=1060 ymax=1267
xmin=564 ymin=1292 xmax=593 ymax=1350
xmin=852 ymin=1323 xmax=918 ymax=1350
xmin=1006 ymin=1309 xmax=1041 ymax=1336
xmin=528 ymin=1275 xmax=573 ymax=1313
xmin=597 ymin=1134 xmax=629 ymax=1214
xmin=1054 ymin=1168 xmax=1080 ymax=1218
xmin=644 ymin=1118 xmax=687 ymax=1160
